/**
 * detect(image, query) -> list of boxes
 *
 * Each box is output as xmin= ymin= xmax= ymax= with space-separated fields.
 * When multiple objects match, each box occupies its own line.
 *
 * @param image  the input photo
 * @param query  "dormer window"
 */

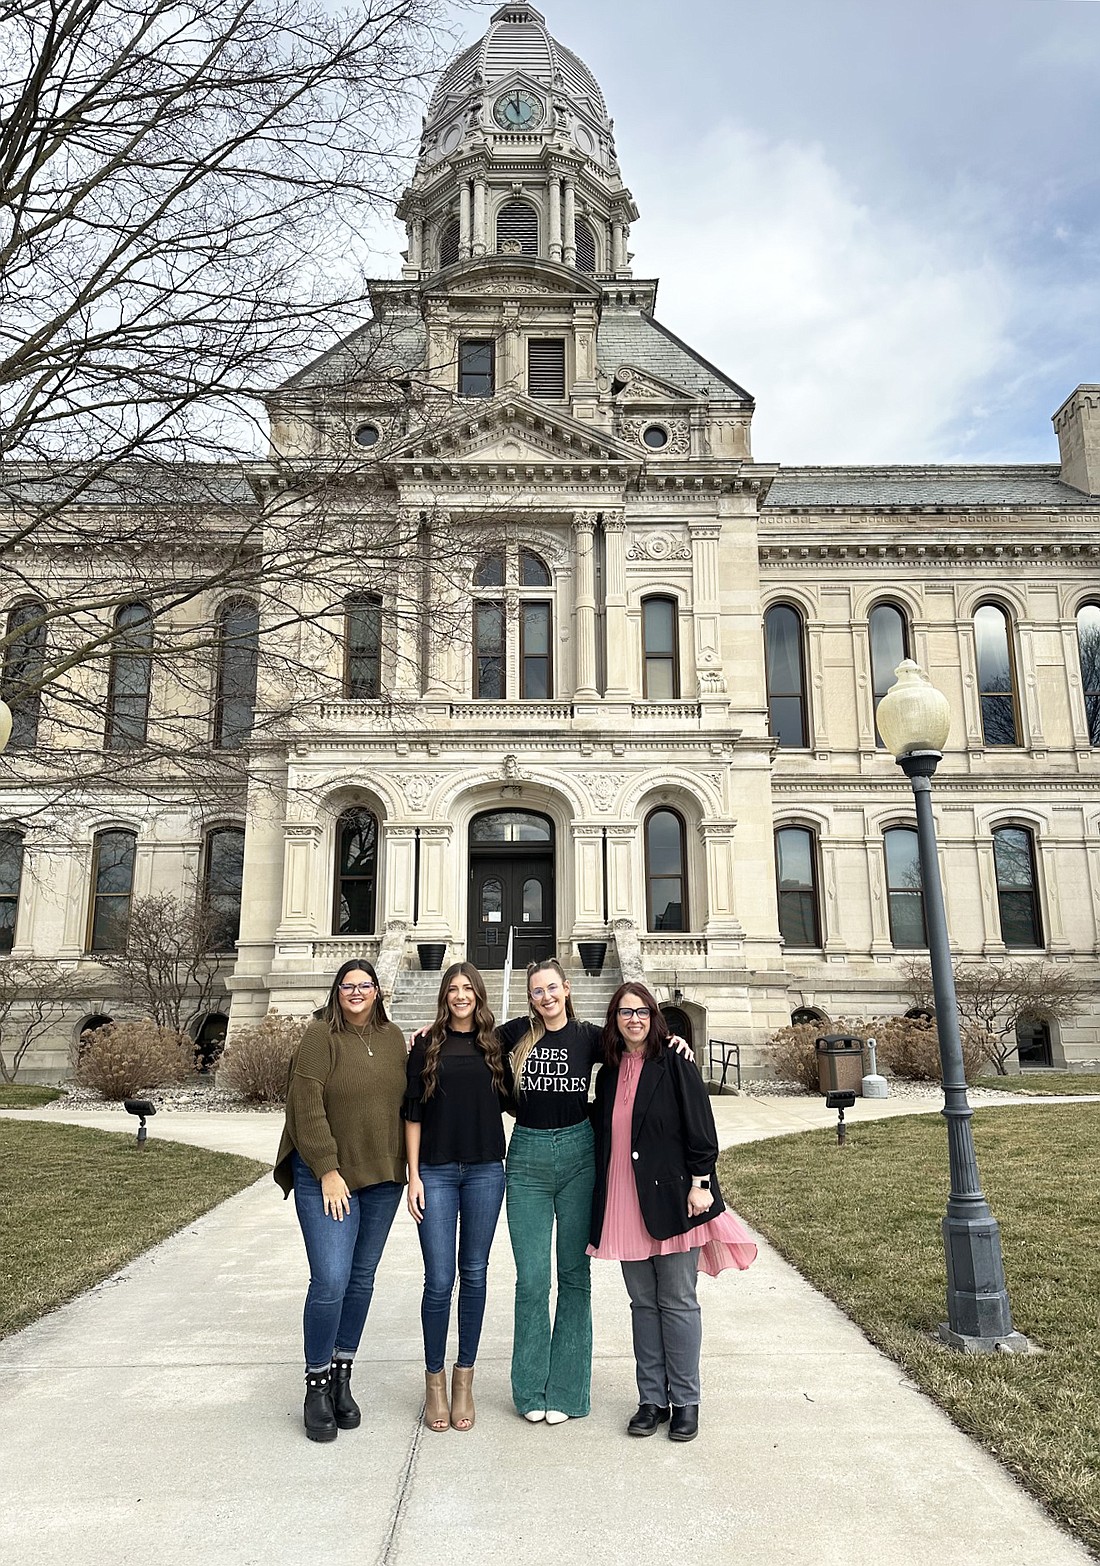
xmin=459 ymin=340 xmax=495 ymax=398
xmin=528 ymin=339 xmax=565 ymax=399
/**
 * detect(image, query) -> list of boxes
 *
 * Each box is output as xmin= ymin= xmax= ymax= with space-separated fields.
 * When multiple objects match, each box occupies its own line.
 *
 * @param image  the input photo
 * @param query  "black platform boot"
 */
xmin=330 ymin=1357 xmax=361 ymax=1430
xmin=303 ymin=1368 xmax=338 ymax=1443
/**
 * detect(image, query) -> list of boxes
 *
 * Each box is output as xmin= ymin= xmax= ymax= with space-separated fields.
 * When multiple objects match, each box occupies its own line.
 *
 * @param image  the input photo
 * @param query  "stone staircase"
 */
xmin=387 ymin=963 xmax=623 ymax=1035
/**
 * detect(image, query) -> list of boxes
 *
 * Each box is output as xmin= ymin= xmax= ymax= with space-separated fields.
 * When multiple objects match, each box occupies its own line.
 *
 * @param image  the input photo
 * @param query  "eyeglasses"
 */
xmin=339 ymin=982 xmax=376 ymax=994
xmin=530 ymin=984 xmax=563 ymax=1000
xmin=617 ymin=1006 xmax=651 ymax=1021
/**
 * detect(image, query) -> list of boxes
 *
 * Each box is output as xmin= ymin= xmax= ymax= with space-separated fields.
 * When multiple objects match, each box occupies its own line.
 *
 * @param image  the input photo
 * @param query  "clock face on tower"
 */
xmin=493 ymin=89 xmax=544 ymax=129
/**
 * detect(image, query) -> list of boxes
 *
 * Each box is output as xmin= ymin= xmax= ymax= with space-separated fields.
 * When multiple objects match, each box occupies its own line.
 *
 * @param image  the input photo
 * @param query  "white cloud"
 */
xmin=633 ymin=125 xmax=1017 ymax=464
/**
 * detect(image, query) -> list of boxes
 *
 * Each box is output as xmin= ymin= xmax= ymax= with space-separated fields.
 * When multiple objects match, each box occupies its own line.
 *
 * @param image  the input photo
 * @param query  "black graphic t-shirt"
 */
xmin=497 ymin=1015 xmax=603 ymax=1131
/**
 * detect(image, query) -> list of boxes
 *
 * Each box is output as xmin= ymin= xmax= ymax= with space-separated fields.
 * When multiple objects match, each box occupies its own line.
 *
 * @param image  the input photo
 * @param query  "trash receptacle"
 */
xmin=815 ymin=1034 xmax=864 ymax=1096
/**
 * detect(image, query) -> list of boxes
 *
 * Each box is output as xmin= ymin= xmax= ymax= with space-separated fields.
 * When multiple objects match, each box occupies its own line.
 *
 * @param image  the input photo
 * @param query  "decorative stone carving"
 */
xmin=698 ymin=669 xmax=728 ymax=694
xmin=393 ymin=773 xmax=438 ymax=811
xmin=626 ymin=529 xmax=692 ymax=562
xmin=501 ymin=754 xmax=529 ymax=782
xmin=587 ymin=773 xmax=626 ymax=810
xmin=621 ymin=416 xmax=690 ymax=454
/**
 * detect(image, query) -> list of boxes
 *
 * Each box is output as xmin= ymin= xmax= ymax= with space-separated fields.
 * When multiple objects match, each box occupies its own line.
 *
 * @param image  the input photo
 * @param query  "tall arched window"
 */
xmin=2 ymin=601 xmax=46 ymax=749
xmin=974 ymin=604 xmax=1019 ymax=746
xmin=203 ymin=827 xmax=246 ymax=951
xmin=884 ymin=827 xmax=926 ymax=948
xmin=1076 ymin=602 xmax=1100 ymax=745
xmin=496 ymin=200 xmax=539 ymax=254
xmin=472 ymin=548 xmax=553 ymax=699
xmin=575 ymin=218 xmax=597 ymax=273
xmin=439 ymin=217 xmax=460 ymax=268
xmin=764 ymin=605 xmax=808 ymax=747
xmin=774 ymin=827 xmax=821 ymax=948
xmin=334 ymin=809 xmax=378 ymax=934
xmin=104 ymin=603 xmax=152 ymax=751
xmin=88 ymin=829 xmax=136 ymax=952
xmin=0 ymin=829 xmax=24 ymax=953
xmin=214 ymin=600 xmax=258 ymax=750
xmin=869 ymin=603 xmax=909 ymax=745
xmin=642 ymin=597 xmax=679 ymax=699
xmin=645 ymin=808 xmax=687 ymax=932
xmin=993 ymin=826 xmax=1042 ymax=948
xmin=345 ymin=594 xmax=382 ymax=699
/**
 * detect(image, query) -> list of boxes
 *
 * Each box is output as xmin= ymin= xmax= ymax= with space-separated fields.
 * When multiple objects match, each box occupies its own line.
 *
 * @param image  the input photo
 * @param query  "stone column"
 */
xmin=819 ymin=835 xmax=849 ymax=955
xmin=472 ymin=176 xmax=487 ymax=256
xmin=572 ymin=511 xmax=598 ymax=698
xmin=384 ymin=826 xmax=418 ymax=925
xmin=605 ymin=822 xmax=637 ymax=920
xmin=572 ymin=823 xmax=604 ymax=927
xmin=548 ymin=175 xmax=562 ymax=261
xmin=417 ymin=822 xmax=454 ymax=937
xmin=392 ymin=507 xmax=422 ymax=697
xmin=459 ymin=180 xmax=472 ymax=259
xmin=699 ymin=820 xmax=741 ymax=933
xmin=976 ymin=835 xmax=1007 ymax=955
xmin=611 ymin=218 xmax=624 ymax=272
xmin=409 ymin=215 xmax=424 ymax=271
xmin=1038 ymin=836 xmax=1069 ymax=952
xmin=602 ymin=511 xmax=630 ymax=698
xmin=563 ymin=180 xmax=577 ymax=266
xmin=866 ymin=830 xmax=894 ymax=956
xmin=689 ymin=521 xmax=724 ymax=699
xmin=276 ymin=823 xmax=323 ymax=938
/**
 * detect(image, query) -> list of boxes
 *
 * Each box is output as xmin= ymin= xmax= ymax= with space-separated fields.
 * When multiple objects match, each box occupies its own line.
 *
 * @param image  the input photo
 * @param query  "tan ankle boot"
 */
xmin=450 ymin=1365 xmax=475 ymax=1431
xmin=424 ymin=1369 xmax=449 ymax=1432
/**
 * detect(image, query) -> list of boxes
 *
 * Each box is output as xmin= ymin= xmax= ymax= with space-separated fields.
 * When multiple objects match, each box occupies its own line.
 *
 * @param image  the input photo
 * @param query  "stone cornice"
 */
xmin=760 ymin=539 xmax=1100 ymax=566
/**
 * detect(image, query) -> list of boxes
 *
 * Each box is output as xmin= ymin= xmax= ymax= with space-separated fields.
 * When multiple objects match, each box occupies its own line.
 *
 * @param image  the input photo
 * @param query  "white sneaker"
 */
xmin=524 ymin=1409 xmax=546 ymax=1423
xmin=545 ymin=1410 xmax=570 ymax=1425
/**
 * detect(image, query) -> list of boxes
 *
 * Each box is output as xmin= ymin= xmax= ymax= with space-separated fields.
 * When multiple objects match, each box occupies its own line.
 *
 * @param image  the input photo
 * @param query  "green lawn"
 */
xmin=0 ymin=1084 xmax=64 ymax=1107
xmin=979 ymin=1072 xmax=1100 ymax=1096
xmin=0 ymin=1121 xmax=268 ymax=1338
xmin=719 ymin=1103 xmax=1100 ymax=1556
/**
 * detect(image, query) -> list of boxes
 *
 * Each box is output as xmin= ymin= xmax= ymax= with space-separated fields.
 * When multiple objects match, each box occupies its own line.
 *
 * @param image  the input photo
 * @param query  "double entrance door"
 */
xmin=469 ymin=854 xmax=555 ymax=971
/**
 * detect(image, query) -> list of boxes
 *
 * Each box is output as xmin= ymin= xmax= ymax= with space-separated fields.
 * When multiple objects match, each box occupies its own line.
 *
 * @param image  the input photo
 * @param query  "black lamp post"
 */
xmin=877 ymin=660 xmax=1028 ymax=1353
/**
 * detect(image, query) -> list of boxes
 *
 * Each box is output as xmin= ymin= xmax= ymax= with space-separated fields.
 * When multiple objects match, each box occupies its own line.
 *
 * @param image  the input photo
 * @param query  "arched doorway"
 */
xmin=468 ymin=809 xmax=555 ymax=971
xmin=661 ymin=1006 xmax=694 ymax=1053
xmin=194 ymin=1012 xmax=229 ymax=1073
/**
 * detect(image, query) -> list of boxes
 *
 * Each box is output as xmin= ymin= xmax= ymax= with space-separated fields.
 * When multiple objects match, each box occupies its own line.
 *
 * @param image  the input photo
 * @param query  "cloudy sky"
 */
xmin=401 ymin=0 xmax=1100 ymax=466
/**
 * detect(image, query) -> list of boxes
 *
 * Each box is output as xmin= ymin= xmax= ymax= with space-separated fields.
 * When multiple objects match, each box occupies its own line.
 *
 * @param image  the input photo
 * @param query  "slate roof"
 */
xmin=1 ymin=465 xmax=256 ymax=511
xmin=278 ymin=313 xmax=427 ymax=393
xmin=597 ymin=310 xmax=752 ymax=403
xmin=764 ymin=467 xmax=1098 ymax=509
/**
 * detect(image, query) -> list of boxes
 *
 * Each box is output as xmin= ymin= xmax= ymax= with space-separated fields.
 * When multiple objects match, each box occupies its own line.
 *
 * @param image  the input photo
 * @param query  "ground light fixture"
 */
xmin=124 ymin=1099 xmax=157 ymax=1147
xmin=876 ymin=660 xmax=1028 ymax=1352
xmin=825 ymin=1089 xmax=855 ymax=1146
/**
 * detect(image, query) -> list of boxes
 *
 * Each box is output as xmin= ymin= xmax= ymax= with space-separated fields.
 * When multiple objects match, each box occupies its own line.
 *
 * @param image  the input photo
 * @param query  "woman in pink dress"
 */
xmin=588 ymin=982 xmax=756 ymax=1443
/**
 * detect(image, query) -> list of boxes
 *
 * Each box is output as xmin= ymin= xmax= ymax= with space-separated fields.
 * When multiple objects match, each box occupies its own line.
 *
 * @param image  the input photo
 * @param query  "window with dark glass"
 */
xmin=496 ymin=200 xmax=538 ymax=254
xmin=574 ymin=219 xmax=597 ymax=273
xmin=334 ymin=810 xmax=377 ymax=935
xmin=1076 ymin=603 xmax=1100 ymax=745
xmin=88 ymin=829 xmax=136 ymax=952
xmin=993 ymin=826 xmax=1042 ymax=948
xmin=345 ymin=594 xmax=382 ymax=699
xmin=1016 ymin=1019 xmax=1053 ymax=1068
xmin=2 ymin=601 xmax=46 ymax=749
xmin=439 ymin=218 xmax=460 ymax=268
xmin=520 ymin=602 xmax=551 ymax=697
xmin=214 ymin=601 xmax=258 ymax=750
xmin=520 ymin=550 xmax=550 ymax=588
xmin=974 ymin=604 xmax=1019 ymax=745
xmin=527 ymin=338 xmax=566 ymax=399
xmin=884 ymin=827 xmax=926 ymax=948
xmin=645 ymin=809 xmax=687 ymax=932
xmin=459 ymin=339 xmax=494 ymax=398
xmin=642 ymin=597 xmax=679 ymax=699
xmin=764 ymin=605 xmax=808 ymax=747
xmin=203 ymin=827 xmax=245 ymax=951
xmin=473 ymin=601 xmax=505 ymax=699
xmin=0 ymin=830 xmax=24 ymax=953
xmin=471 ymin=550 xmax=553 ymax=699
xmin=470 ymin=811 xmax=551 ymax=844
xmin=774 ymin=827 xmax=821 ymax=948
xmin=474 ymin=553 xmax=505 ymax=588
xmin=869 ymin=603 xmax=909 ymax=745
xmin=104 ymin=603 xmax=152 ymax=751
xmin=522 ymin=877 xmax=543 ymax=923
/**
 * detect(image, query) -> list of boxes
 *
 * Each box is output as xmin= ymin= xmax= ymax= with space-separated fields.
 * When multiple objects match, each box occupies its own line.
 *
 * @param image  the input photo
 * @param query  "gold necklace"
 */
xmin=348 ymin=1021 xmax=375 ymax=1057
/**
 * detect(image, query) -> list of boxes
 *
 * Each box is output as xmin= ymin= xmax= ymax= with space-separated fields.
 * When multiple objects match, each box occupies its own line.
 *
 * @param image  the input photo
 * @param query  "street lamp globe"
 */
xmin=0 ymin=698 xmax=11 ymax=754
xmin=876 ymin=658 xmax=951 ymax=758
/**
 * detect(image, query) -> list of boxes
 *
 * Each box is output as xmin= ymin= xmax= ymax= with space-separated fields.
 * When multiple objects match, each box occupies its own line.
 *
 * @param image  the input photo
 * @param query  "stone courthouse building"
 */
xmin=5 ymin=4 xmax=1100 ymax=1075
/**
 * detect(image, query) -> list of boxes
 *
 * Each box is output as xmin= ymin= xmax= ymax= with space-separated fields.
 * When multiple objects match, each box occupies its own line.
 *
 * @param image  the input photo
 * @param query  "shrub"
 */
xmin=73 ymin=1021 xmax=196 ymax=1101
xmin=768 ymin=1022 xmax=825 ymax=1092
xmin=217 ymin=1013 xmax=306 ymax=1104
xmin=872 ymin=1013 xmax=984 ymax=1084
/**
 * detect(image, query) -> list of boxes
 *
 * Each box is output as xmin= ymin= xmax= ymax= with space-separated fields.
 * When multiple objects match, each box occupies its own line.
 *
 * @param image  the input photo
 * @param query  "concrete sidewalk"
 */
xmin=0 ymin=1098 xmax=1091 ymax=1566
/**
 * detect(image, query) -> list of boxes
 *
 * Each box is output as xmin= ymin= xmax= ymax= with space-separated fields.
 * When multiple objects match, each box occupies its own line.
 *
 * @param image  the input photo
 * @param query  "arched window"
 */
xmin=194 ymin=1012 xmax=229 ymax=1072
xmin=334 ymin=809 xmax=377 ymax=935
xmin=1016 ymin=1018 xmax=1052 ymax=1068
xmin=993 ymin=826 xmax=1042 ymax=948
xmin=214 ymin=600 xmax=258 ymax=750
xmin=0 ymin=829 xmax=24 ymax=953
xmin=791 ymin=1007 xmax=828 ymax=1026
xmin=104 ymin=603 xmax=152 ymax=751
xmin=203 ymin=827 xmax=245 ymax=952
xmin=574 ymin=218 xmax=597 ymax=273
xmin=88 ymin=829 xmax=136 ymax=952
xmin=345 ymin=594 xmax=382 ymax=699
xmin=1076 ymin=602 xmax=1100 ymax=745
xmin=774 ymin=827 xmax=821 ymax=948
xmin=439 ymin=217 xmax=460 ymax=268
xmin=642 ymin=596 xmax=679 ymax=699
xmin=974 ymin=604 xmax=1019 ymax=746
xmin=473 ymin=548 xmax=553 ymax=699
xmin=869 ymin=603 xmax=909 ymax=745
xmin=496 ymin=200 xmax=539 ymax=255
xmin=764 ymin=605 xmax=808 ymax=747
xmin=645 ymin=808 xmax=687 ymax=932
xmin=2 ymin=601 xmax=46 ymax=749
xmin=884 ymin=827 xmax=926 ymax=949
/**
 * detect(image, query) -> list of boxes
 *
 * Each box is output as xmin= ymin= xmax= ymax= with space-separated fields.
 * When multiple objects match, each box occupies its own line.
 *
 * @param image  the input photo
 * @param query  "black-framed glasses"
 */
xmin=339 ymin=982 xmax=375 ymax=994
xmin=616 ymin=1006 xmax=651 ymax=1020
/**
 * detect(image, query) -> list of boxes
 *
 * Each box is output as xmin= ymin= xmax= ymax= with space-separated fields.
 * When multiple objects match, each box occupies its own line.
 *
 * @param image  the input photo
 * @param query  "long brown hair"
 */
xmin=512 ymin=958 xmax=577 ymax=1094
xmin=601 ymin=981 xmax=669 ymax=1066
xmin=322 ymin=959 xmax=389 ymax=1032
xmin=420 ymin=961 xmax=505 ymax=1100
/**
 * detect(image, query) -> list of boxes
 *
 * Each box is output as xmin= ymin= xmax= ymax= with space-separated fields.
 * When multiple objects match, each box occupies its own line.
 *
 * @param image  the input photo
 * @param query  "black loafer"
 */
xmin=669 ymin=1404 xmax=699 ymax=1442
xmin=627 ymin=1403 xmax=671 ymax=1437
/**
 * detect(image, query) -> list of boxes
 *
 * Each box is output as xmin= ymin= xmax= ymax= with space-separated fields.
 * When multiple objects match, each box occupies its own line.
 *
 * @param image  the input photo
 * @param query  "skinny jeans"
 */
xmin=415 ymin=1160 xmax=506 ymax=1373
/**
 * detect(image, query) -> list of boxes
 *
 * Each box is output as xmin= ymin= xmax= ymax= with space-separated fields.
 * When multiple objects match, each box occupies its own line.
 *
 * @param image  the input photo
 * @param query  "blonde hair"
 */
xmin=512 ymin=959 xmax=575 ymax=1094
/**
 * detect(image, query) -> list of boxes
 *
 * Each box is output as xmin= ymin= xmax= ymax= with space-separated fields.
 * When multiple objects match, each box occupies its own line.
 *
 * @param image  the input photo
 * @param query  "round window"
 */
xmin=354 ymin=423 xmax=380 ymax=449
xmin=642 ymin=424 xmax=669 ymax=450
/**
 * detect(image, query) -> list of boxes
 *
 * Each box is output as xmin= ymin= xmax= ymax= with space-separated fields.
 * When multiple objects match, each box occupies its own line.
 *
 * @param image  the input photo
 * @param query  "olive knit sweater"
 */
xmin=273 ymin=1018 xmax=408 ymax=1196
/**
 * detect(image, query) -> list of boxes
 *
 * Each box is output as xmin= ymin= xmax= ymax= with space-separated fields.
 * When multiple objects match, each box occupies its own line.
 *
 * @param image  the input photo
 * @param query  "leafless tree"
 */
xmin=0 ymin=959 xmax=79 ymax=1080
xmin=93 ymin=889 xmax=227 ymax=1032
xmin=903 ymin=957 xmax=1085 ymax=1074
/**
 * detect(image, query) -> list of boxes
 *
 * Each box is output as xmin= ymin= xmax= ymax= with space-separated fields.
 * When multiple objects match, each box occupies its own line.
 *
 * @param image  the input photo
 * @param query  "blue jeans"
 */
xmin=416 ymin=1161 xmax=506 ymax=1373
xmin=292 ymin=1152 xmax=403 ymax=1370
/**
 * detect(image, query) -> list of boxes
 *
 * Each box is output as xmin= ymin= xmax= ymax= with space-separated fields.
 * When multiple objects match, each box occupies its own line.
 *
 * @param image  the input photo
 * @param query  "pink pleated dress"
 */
xmin=587 ymin=1052 xmax=757 ymax=1277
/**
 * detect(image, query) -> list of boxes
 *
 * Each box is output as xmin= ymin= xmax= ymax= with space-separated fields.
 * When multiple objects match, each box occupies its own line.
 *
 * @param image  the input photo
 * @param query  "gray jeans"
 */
xmin=620 ymin=1248 xmax=702 ymax=1407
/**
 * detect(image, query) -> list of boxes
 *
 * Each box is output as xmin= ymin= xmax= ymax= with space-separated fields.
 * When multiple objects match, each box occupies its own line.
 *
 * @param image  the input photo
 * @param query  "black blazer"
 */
xmin=590 ymin=1048 xmax=725 ymax=1245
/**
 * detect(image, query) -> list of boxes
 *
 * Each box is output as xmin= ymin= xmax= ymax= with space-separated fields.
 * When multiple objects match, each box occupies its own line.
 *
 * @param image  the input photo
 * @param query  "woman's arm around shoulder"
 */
xmin=666 ymin=1046 xmax=719 ymax=1170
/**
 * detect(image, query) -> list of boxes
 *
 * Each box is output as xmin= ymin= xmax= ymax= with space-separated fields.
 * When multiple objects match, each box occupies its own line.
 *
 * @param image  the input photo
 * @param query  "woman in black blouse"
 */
xmin=404 ymin=962 xmax=508 ymax=1434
